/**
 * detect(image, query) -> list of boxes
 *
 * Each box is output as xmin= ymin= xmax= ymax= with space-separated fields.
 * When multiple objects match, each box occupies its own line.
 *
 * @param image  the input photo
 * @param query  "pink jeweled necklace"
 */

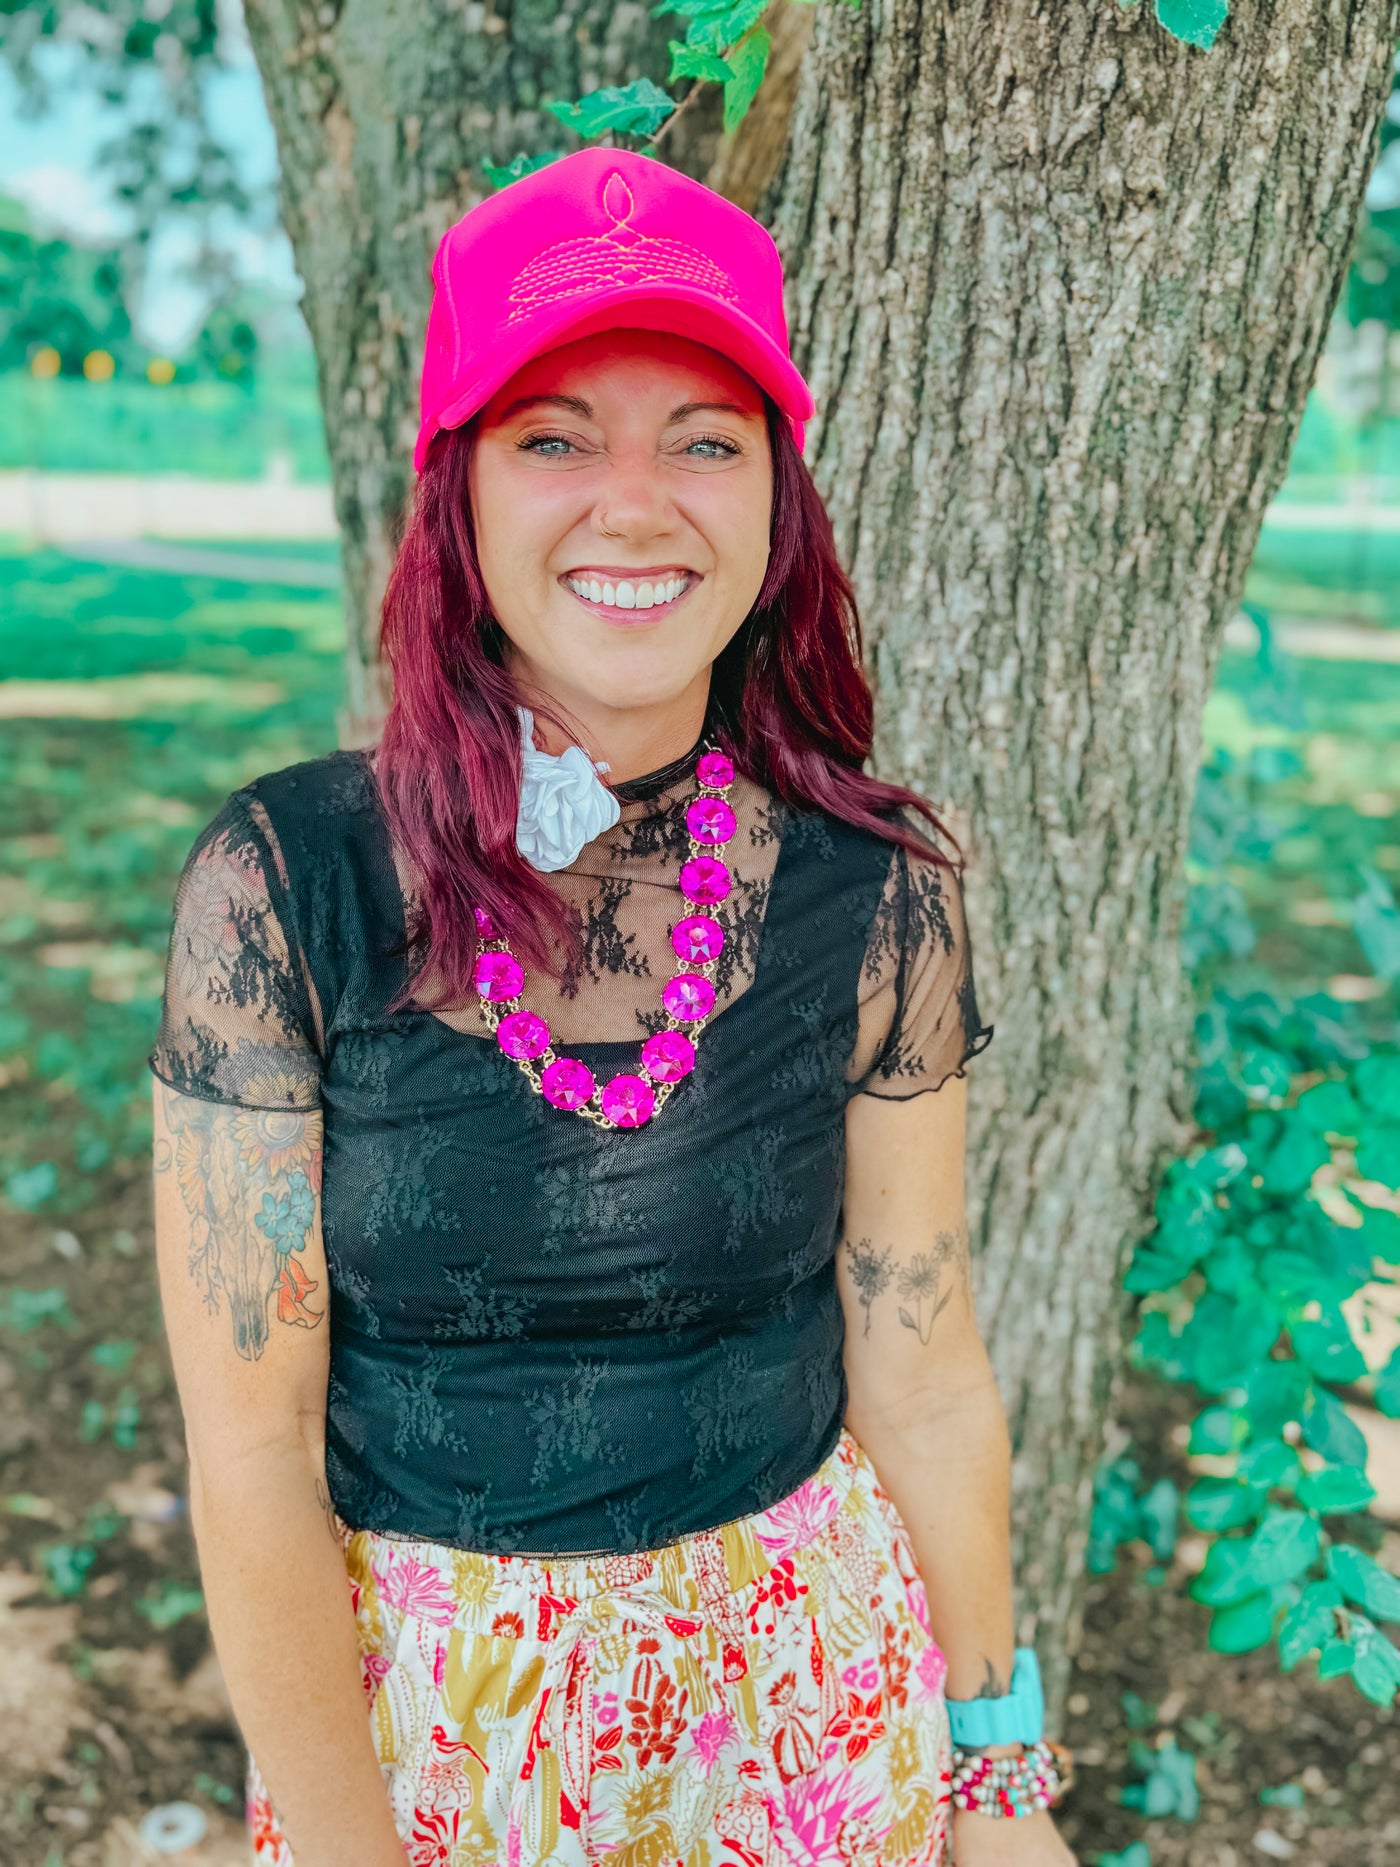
xmin=470 ymin=744 xmax=737 ymax=1130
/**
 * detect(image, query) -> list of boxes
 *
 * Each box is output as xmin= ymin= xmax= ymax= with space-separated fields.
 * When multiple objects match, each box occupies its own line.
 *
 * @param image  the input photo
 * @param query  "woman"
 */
xmin=148 ymin=147 xmax=1075 ymax=1867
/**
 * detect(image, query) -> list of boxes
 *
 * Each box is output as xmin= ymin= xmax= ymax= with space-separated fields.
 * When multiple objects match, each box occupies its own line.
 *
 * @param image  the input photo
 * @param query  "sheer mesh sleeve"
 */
xmin=147 ymin=788 xmax=324 ymax=1111
xmin=851 ymin=810 xmax=995 ymax=1099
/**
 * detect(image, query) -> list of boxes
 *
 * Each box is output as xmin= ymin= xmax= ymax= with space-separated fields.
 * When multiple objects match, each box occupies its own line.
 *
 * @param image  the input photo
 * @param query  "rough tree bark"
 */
xmin=763 ymin=0 xmax=1398 ymax=1713
xmin=240 ymin=0 xmax=1399 ymax=1726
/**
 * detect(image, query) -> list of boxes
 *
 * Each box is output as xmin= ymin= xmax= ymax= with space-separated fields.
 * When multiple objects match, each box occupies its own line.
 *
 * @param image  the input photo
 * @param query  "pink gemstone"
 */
xmin=541 ymin=1056 xmax=596 ymax=1109
xmin=641 ymin=1030 xmax=696 ymax=1083
xmin=679 ymin=856 xmax=731 ymax=904
xmin=662 ymin=973 xmax=715 ymax=1021
xmin=496 ymin=1009 xmax=550 ymax=1059
xmin=671 ymin=913 xmax=724 ymax=964
xmin=686 ymin=798 xmax=736 ymax=846
xmin=473 ymin=904 xmax=498 ymax=939
xmin=697 ymin=750 xmax=734 ymax=788
xmin=600 ymin=1074 xmax=655 ymax=1127
xmin=473 ymin=949 xmax=523 ymax=1001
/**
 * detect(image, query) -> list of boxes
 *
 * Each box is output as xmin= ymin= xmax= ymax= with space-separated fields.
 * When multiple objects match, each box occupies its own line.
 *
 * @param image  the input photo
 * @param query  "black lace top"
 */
xmin=147 ymin=737 xmax=994 ymax=1555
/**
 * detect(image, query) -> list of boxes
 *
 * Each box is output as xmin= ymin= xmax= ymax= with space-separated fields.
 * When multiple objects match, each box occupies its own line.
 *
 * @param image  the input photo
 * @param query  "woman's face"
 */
xmin=468 ymin=328 xmax=773 ymax=741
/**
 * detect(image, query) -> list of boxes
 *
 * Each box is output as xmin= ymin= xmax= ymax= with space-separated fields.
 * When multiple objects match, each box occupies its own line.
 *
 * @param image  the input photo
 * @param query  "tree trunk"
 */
xmin=241 ymin=0 xmax=684 ymax=745
xmin=241 ymin=0 xmax=1399 ymax=1732
xmin=765 ymin=0 xmax=1398 ymax=1716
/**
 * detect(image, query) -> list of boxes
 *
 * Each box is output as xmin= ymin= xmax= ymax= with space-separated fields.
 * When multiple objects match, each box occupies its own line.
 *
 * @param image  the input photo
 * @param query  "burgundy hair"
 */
xmin=374 ymin=398 xmax=963 ymax=1014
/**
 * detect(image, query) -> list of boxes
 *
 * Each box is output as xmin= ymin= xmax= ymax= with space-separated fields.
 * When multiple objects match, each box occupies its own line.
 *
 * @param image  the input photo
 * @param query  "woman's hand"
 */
xmin=951 ymin=1805 xmax=1078 ymax=1864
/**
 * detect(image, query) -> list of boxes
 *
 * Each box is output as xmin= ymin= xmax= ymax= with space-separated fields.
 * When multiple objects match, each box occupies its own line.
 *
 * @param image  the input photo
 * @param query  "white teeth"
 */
xmin=566 ymin=574 xmax=692 ymax=609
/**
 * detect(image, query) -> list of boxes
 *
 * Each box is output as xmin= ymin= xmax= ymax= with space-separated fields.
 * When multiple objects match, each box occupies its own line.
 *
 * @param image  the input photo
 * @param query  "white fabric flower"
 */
xmin=515 ymin=705 xmax=621 ymax=873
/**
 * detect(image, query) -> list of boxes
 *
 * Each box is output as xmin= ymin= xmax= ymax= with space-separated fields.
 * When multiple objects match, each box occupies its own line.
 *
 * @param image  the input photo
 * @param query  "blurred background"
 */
xmin=1 ymin=4 xmax=1398 ymax=1863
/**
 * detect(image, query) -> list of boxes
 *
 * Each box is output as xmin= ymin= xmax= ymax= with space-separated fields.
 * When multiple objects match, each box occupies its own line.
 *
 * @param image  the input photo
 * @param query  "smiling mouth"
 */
xmin=560 ymin=570 xmax=699 ymax=622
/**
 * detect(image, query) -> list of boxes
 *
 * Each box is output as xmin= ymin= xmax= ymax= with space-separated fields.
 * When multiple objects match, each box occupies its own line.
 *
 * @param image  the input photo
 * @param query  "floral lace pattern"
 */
xmin=148 ymin=746 xmax=994 ymax=1554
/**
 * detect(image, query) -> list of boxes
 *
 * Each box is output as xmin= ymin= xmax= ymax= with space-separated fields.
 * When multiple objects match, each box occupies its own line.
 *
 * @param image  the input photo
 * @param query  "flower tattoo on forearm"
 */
xmin=843 ymin=1223 xmax=970 ymax=1341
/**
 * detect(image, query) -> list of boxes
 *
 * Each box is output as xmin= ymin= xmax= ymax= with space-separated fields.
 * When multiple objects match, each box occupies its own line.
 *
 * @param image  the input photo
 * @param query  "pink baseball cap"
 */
xmin=414 ymin=145 xmax=817 ymax=472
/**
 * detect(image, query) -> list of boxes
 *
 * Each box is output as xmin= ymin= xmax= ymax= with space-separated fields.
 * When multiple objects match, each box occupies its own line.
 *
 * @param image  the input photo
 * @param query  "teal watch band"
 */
xmin=945 ymin=1646 xmax=1045 ymax=1748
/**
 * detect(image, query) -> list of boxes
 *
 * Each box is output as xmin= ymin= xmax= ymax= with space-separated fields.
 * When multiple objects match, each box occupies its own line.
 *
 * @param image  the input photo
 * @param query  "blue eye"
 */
xmin=517 ymin=431 xmax=741 ymax=459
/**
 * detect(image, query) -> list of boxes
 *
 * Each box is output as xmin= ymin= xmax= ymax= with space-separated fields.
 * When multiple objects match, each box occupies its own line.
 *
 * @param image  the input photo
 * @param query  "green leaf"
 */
xmin=1186 ymin=1477 xmax=1266 ymax=1533
xmin=1376 ymin=1347 xmax=1400 ymax=1420
xmin=1295 ymin=1079 xmax=1362 ymax=1136
xmin=683 ymin=0 xmax=769 ymax=53
xmin=544 ymin=78 xmax=677 ymax=139
xmin=1189 ymin=1537 xmax=1261 ymax=1606
xmin=1243 ymin=1361 xmax=1309 ymax=1439
xmin=1243 ymin=1507 xmax=1320 ymax=1586
xmin=1355 ymin=1122 xmax=1400 ymax=1190
xmin=1296 ymin=1465 xmax=1376 ymax=1515
xmin=1259 ymin=1783 xmax=1306 ymax=1807
xmin=482 ymin=151 xmax=569 ymax=191
xmin=1348 ymin=1614 xmax=1400 ymax=1706
xmin=1354 ymin=1054 xmax=1400 ymax=1121
xmin=1138 ymin=1477 xmax=1180 ymax=1560
xmin=1315 ymin=1634 xmax=1356 ymax=1680
xmin=1257 ymin=1114 xmax=1331 ymax=1196
xmin=1290 ymin=1310 xmax=1368 ymax=1386
xmin=1356 ymin=1202 xmax=1400 ymax=1265
xmin=1237 ymin=1438 xmax=1300 ymax=1492
xmin=1154 ymin=0 xmax=1229 ymax=49
xmin=39 ymin=1542 xmax=97 ymax=1599
xmin=1188 ymin=1406 xmax=1247 ymax=1456
xmin=722 ymin=26 xmax=771 ymax=133
xmin=1118 ymin=1734 xmax=1200 ymax=1820
xmin=1277 ymin=1579 xmax=1343 ymax=1669
xmin=668 ymin=40 xmax=735 ymax=82
xmin=0 ymin=1286 xmax=74 ymax=1333
xmin=1301 ymin=1387 xmax=1369 ymax=1468
xmin=1096 ymin=1849 xmax=1151 ymax=1867
xmin=1208 ymin=1588 xmax=1278 ymax=1653
xmin=4 ymin=1162 xmax=59 ymax=1211
xmin=1326 ymin=1544 xmax=1400 ymax=1623
xmin=90 ymin=1340 xmax=137 ymax=1373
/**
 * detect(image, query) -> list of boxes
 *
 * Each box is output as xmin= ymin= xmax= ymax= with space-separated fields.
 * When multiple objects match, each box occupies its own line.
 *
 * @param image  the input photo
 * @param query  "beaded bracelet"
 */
xmin=950 ymin=1737 xmax=1073 ymax=1817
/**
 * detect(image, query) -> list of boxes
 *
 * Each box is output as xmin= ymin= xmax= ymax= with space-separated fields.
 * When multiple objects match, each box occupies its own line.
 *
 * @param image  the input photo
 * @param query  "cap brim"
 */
xmin=415 ymin=283 xmax=815 ymax=471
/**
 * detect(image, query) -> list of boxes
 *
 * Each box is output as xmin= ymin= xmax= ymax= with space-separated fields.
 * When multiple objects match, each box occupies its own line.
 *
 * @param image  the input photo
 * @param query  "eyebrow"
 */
xmin=495 ymin=392 xmax=757 ymax=426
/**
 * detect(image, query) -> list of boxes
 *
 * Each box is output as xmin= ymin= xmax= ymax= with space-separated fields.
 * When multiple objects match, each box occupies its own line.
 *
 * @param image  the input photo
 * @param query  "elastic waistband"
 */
xmin=341 ymin=1424 xmax=869 ymax=1628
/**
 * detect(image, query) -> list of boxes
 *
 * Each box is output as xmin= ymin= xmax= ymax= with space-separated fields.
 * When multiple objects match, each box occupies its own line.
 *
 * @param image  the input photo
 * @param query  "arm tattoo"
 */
xmin=843 ymin=1222 xmax=970 ymax=1343
xmin=315 ymin=1476 xmax=340 ymax=1543
xmin=156 ymin=1089 xmax=324 ymax=1361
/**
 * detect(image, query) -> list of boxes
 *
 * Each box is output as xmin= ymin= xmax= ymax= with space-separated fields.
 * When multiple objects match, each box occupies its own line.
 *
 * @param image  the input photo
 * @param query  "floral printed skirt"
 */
xmin=247 ymin=1426 xmax=952 ymax=1865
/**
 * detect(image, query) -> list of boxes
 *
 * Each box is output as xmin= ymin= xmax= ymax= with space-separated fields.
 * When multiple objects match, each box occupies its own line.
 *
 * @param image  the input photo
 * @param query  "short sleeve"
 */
xmin=851 ymin=813 xmax=995 ymax=1099
xmin=147 ymin=789 xmax=324 ymax=1112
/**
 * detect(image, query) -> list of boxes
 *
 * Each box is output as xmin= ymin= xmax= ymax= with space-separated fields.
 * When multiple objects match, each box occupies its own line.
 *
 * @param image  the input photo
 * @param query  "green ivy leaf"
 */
xmin=1243 ymin=1360 xmax=1309 ymax=1439
xmin=1355 ymin=1202 xmax=1400 ymax=1265
xmin=682 ymin=0 xmax=769 ymax=52
xmin=1354 ymin=1053 xmax=1400 ymax=1121
xmin=1208 ymin=1587 xmax=1280 ymax=1652
xmin=721 ymin=25 xmax=771 ymax=132
xmin=1375 ymin=1347 xmax=1400 ymax=1421
xmin=1257 ymin=1114 xmax=1331 ymax=1197
xmin=1315 ymin=1634 xmax=1356 ymax=1680
xmin=1295 ymin=1465 xmax=1377 ymax=1515
xmin=4 ymin=1162 xmax=59 ymax=1212
xmin=1188 ymin=1406 xmax=1248 ymax=1456
xmin=668 ymin=40 xmax=736 ymax=82
xmin=1300 ymin=1387 xmax=1369 ymax=1468
xmin=1277 ymin=1579 xmax=1343 ymax=1669
xmin=1189 ymin=1537 xmax=1261 ymax=1606
xmin=1243 ymin=1507 xmax=1320 ymax=1587
xmin=1237 ymin=1436 xmax=1300 ymax=1487
xmin=544 ymin=78 xmax=677 ymax=139
xmin=1348 ymin=1614 xmax=1400 ymax=1706
xmin=1355 ymin=1121 xmax=1400 ymax=1190
xmin=1295 ymin=1079 xmax=1363 ymax=1136
xmin=1290 ymin=1310 xmax=1368 ymax=1387
xmin=482 ymin=151 xmax=569 ymax=191
xmin=1326 ymin=1544 xmax=1400 ymax=1623
xmin=1154 ymin=0 xmax=1229 ymax=49
xmin=1119 ymin=1734 xmax=1200 ymax=1820
xmin=1186 ymin=1476 xmax=1267 ymax=1533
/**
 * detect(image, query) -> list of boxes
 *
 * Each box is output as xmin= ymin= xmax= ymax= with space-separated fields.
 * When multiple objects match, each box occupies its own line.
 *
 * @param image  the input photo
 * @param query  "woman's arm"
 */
xmin=839 ymin=1080 xmax=1075 ymax=1861
xmin=151 ymin=1078 xmax=406 ymax=1867
xmin=839 ymin=1077 xmax=1014 ymax=1702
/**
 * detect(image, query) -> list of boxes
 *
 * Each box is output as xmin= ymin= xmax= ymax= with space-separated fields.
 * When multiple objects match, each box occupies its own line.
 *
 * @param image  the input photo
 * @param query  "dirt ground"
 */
xmin=1 ymin=1167 xmax=1397 ymax=1867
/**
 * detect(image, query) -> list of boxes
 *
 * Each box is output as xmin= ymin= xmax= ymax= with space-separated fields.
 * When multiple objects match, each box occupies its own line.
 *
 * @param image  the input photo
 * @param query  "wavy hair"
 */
xmin=374 ymin=397 xmax=962 ymax=1014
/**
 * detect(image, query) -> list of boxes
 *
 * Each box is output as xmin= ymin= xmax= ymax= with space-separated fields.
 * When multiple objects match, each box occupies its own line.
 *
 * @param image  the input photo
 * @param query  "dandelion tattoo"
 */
xmin=155 ymin=1083 xmax=324 ymax=1360
xmin=846 ymin=1237 xmax=894 ymax=1336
